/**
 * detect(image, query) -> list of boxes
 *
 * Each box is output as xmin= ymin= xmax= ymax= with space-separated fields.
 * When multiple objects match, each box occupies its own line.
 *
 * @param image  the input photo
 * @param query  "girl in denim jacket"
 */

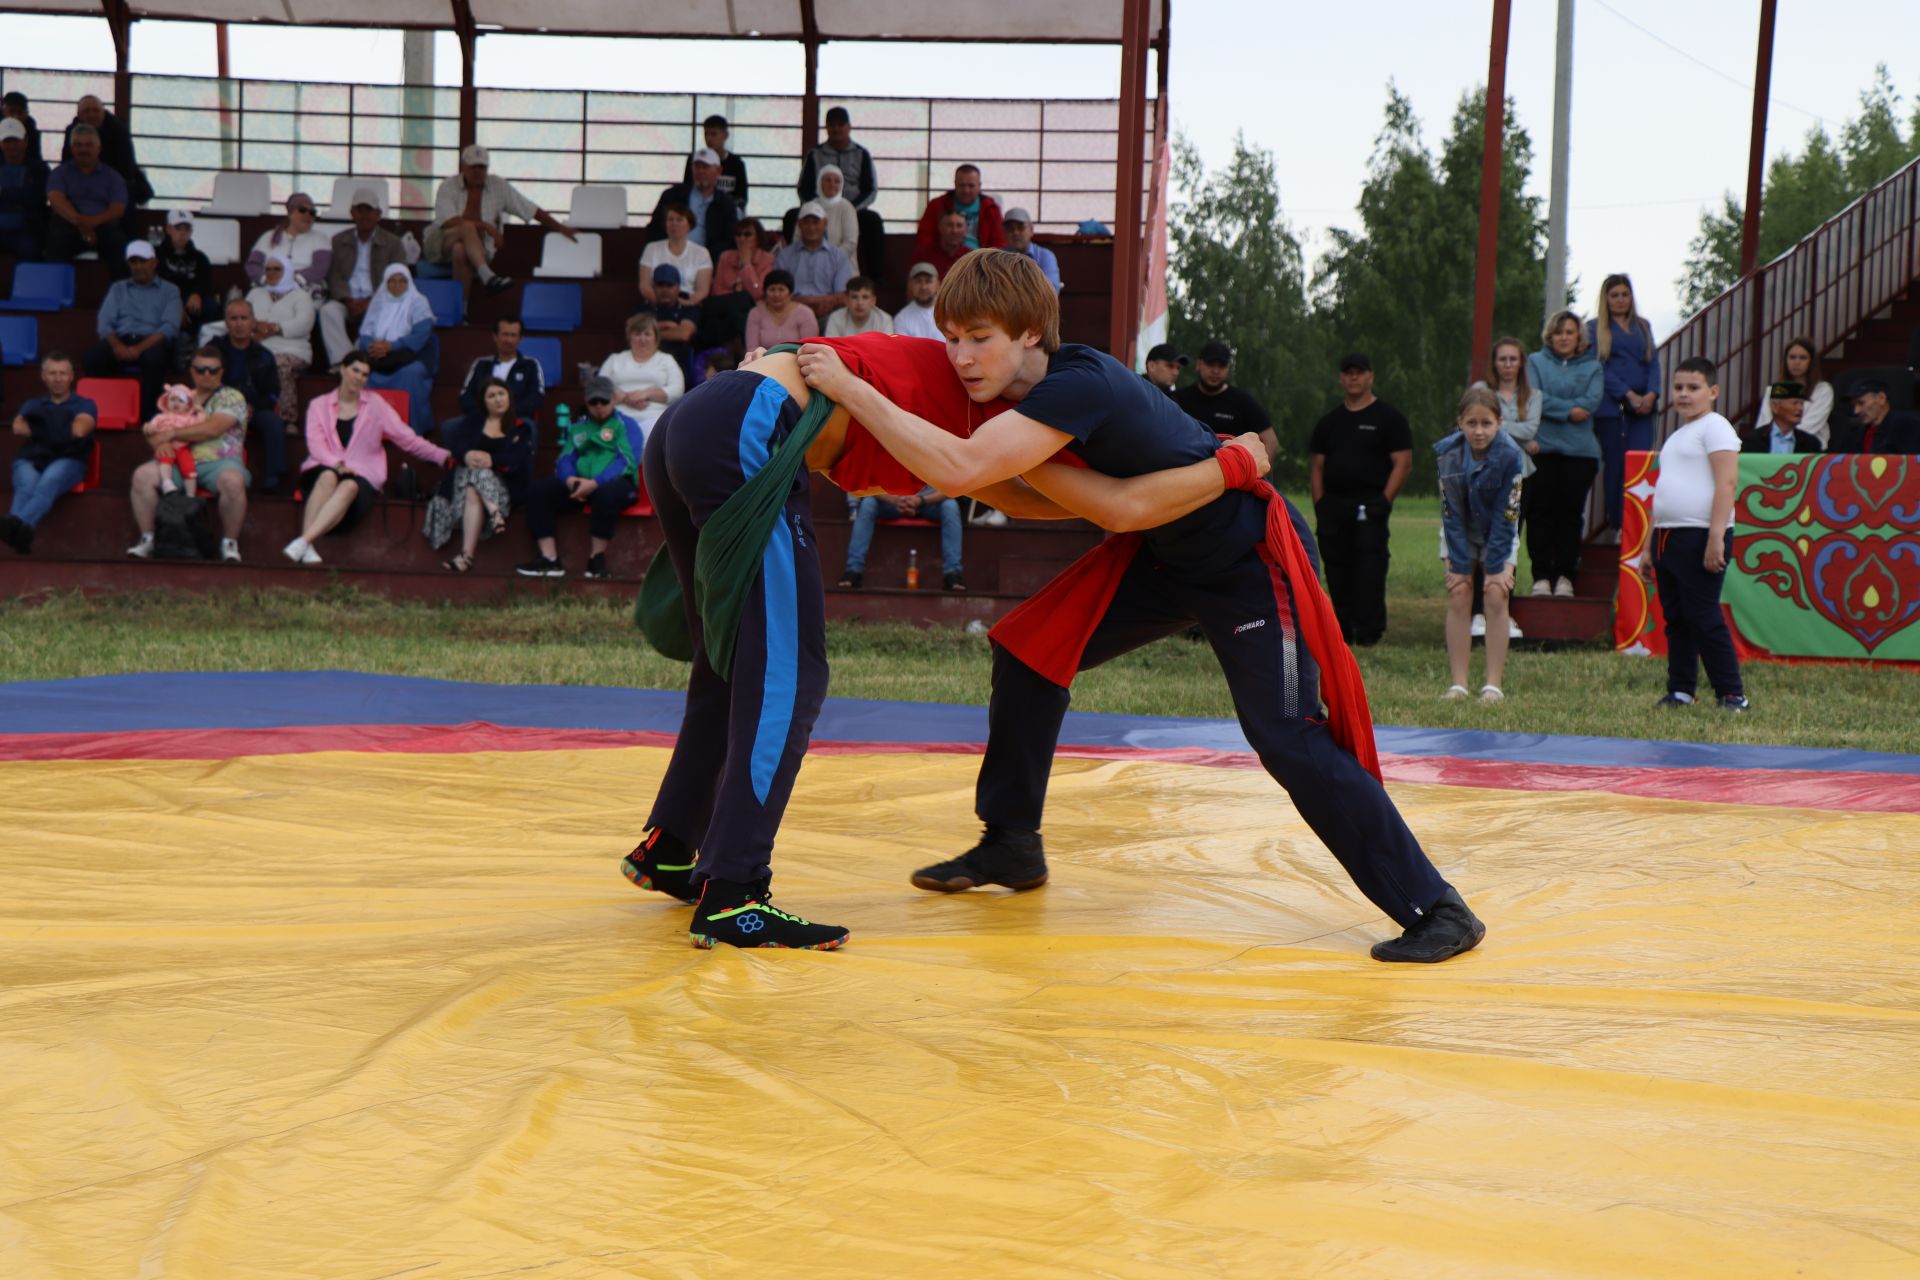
xmin=1435 ymin=387 xmax=1525 ymax=702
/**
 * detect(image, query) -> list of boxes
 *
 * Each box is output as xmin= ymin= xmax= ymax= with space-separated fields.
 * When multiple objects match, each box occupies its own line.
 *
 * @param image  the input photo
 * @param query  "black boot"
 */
xmin=688 ymin=877 xmax=849 ymax=951
xmin=910 ymin=824 xmax=1049 ymax=893
xmin=620 ymin=828 xmax=699 ymax=903
xmin=1369 ymin=887 xmax=1485 ymax=963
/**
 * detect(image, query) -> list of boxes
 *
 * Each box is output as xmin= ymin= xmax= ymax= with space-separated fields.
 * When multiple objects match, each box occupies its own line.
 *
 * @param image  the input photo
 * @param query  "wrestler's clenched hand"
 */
xmin=796 ymin=343 xmax=858 ymax=400
xmin=1226 ymin=432 xmax=1271 ymax=479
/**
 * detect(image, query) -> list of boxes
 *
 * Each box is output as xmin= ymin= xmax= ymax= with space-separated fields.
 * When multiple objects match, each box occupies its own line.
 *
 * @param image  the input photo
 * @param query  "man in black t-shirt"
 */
xmin=796 ymin=253 xmax=1483 ymax=965
xmin=1172 ymin=339 xmax=1273 ymax=457
xmin=1309 ymin=352 xmax=1412 ymax=646
xmin=1141 ymin=342 xmax=1185 ymax=395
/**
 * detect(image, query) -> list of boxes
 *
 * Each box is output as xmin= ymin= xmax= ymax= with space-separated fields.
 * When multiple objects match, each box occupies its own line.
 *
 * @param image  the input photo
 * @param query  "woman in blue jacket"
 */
xmin=1525 ymin=310 xmax=1605 ymax=597
xmin=1586 ymin=273 xmax=1660 ymax=543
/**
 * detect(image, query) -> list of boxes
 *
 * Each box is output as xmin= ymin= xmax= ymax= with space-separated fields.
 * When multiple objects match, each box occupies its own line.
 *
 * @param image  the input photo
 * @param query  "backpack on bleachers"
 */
xmin=153 ymin=491 xmax=216 ymax=560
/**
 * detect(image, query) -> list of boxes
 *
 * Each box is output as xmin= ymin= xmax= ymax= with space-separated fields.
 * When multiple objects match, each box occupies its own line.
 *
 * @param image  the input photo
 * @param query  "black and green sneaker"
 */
xmin=620 ymin=828 xmax=700 ymax=904
xmin=910 ymin=824 xmax=1049 ymax=893
xmin=689 ymin=878 xmax=849 ymax=951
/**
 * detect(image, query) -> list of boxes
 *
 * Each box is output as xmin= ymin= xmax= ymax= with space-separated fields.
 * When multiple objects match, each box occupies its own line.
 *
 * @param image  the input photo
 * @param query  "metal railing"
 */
xmin=1656 ymin=155 xmax=1920 ymax=437
xmin=1 ymin=66 xmax=1153 ymax=235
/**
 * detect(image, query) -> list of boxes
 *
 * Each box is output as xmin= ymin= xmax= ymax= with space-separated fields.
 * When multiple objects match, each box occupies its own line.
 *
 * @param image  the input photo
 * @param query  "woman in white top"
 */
xmin=1754 ymin=335 xmax=1834 ymax=447
xmin=245 ymin=254 xmax=316 ymax=425
xmin=638 ymin=204 xmax=713 ymax=304
xmin=244 ymin=193 xmax=332 ymax=295
xmin=596 ymin=312 xmax=685 ymax=431
xmin=813 ymin=164 xmax=860 ymax=261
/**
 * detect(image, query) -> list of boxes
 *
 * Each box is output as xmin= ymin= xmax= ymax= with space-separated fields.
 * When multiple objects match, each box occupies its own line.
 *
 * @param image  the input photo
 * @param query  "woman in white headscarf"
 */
xmin=813 ymin=163 xmax=860 ymax=260
xmin=246 ymin=253 xmax=316 ymax=426
xmin=358 ymin=262 xmax=441 ymax=435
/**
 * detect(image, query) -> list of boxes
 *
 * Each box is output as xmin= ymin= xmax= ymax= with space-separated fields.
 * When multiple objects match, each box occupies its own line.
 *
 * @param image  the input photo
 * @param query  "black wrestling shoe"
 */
xmin=688 ymin=878 xmax=848 ymax=951
xmin=620 ymin=828 xmax=699 ymax=903
xmin=910 ymin=824 xmax=1049 ymax=893
xmin=1370 ymin=887 xmax=1485 ymax=963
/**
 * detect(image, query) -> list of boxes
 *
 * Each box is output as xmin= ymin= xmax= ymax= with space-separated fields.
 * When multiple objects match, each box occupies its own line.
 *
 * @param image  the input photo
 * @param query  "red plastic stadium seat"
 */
xmin=623 ymin=469 xmax=655 ymax=517
xmin=72 ymin=445 xmax=103 ymax=494
xmin=368 ymin=388 xmax=409 ymax=421
xmin=77 ymin=377 xmax=141 ymax=431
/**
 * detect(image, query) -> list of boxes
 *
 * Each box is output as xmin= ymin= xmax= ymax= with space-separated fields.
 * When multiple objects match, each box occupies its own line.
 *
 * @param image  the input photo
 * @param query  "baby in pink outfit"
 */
xmin=144 ymin=385 xmax=204 ymax=494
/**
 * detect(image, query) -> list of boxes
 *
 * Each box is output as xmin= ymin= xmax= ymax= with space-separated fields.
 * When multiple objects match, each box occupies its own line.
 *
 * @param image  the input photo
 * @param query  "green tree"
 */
xmin=1677 ymin=66 xmax=1920 ymax=315
xmin=1313 ymin=84 xmax=1547 ymax=485
xmin=1166 ymin=131 xmax=1323 ymax=483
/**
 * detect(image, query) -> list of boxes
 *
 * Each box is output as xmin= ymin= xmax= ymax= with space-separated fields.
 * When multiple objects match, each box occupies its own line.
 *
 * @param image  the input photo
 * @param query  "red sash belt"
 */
xmin=988 ymin=448 xmax=1383 ymax=782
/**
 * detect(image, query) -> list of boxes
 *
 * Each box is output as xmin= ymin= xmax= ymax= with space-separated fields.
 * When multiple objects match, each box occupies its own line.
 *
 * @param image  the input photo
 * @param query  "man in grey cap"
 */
xmin=1001 ymin=208 xmax=1061 ymax=292
xmin=516 ymin=375 xmax=646 ymax=581
xmin=894 ymin=262 xmax=943 ymax=340
xmin=320 ymin=190 xmax=404 ymax=365
xmin=426 ymin=143 xmax=575 ymax=298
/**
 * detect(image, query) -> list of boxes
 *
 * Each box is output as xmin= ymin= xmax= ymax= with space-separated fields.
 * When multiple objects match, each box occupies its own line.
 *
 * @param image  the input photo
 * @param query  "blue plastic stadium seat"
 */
xmin=0 ymin=315 xmax=39 ymax=366
xmin=417 ymin=278 xmax=464 ymax=328
xmin=412 ymin=259 xmax=453 ymax=280
xmin=519 ymin=336 xmax=564 ymax=391
xmin=520 ymin=282 xmax=582 ymax=333
xmin=0 ymin=263 xmax=78 ymax=312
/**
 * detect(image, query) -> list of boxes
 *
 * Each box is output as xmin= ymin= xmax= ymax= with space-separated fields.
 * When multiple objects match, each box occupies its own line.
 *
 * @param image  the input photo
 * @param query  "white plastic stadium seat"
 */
xmin=324 ymin=177 xmax=393 ymax=220
xmin=531 ymin=231 xmax=603 ymax=279
xmin=567 ymin=185 xmax=628 ymax=230
xmin=201 ymin=171 xmax=273 ymax=216
xmin=194 ymin=217 xmax=243 ymax=267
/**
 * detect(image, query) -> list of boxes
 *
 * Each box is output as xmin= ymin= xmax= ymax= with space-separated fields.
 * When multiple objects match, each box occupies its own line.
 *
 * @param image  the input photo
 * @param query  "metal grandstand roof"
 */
xmin=23 ymin=0 xmax=1169 ymax=43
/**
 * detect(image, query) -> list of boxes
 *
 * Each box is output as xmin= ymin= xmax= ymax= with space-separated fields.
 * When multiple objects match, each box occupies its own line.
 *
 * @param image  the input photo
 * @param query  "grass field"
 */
xmin=3 ymin=495 xmax=1916 ymax=754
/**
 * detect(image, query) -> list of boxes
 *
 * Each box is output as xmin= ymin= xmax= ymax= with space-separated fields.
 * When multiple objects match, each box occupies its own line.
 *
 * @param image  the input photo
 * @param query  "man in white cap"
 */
xmin=0 ymin=117 xmax=48 ymax=259
xmin=679 ymin=115 xmax=748 ymax=212
xmin=82 ymin=241 xmax=181 ymax=409
xmin=426 ymin=143 xmax=576 ymax=298
xmin=893 ymin=262 xmax=942 ymax=340
xmin=320 ymin=189 xmax=405 ymax=365
xmin=646 ymin=147 xmax=737 ymax=250
xmin=1001 ymin=207 xmax=1061 ymax=292
xmin=774 ymin=201 xmax=852 ymax=319
xmin=155 ymin=208 xmax=213 ymax=343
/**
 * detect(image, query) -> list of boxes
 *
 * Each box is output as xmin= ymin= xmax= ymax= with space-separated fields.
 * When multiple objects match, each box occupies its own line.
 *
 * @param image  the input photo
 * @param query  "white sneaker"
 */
xmin=1480 ymin=685 xmax=1505 ymax=703
xmin=126 ymin=534 xmax=154 ymax=559
xmin=220 ymin=538 xmax=242 ymax=564
xmin=1531 ymin=578 xmax=1552 ymax=597
xmin=1553 ymin=577 xmax=1575 ymax=597
xmin=282 ymin=536 xmax=309 ymax=563
xmin=970 ymin=507 xmax=1008 ymax=526
xmin=1469 ymin=613 xmax=1487 ymax=638
xmin=1507 ymin=618 xmax=1524 ymax=639
xmin=1441 ymin=684 xmax=1470 ymax=700
xmin=300 ymin=544 xmax=322 ymax=565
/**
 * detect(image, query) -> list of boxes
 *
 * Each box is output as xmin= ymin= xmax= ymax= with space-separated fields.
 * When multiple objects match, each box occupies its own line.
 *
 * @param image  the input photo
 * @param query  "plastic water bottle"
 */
xmin=555 ymin=402 xmax=572 ymax=448
xmin=906 ymin=548 xmax=920 ymax=590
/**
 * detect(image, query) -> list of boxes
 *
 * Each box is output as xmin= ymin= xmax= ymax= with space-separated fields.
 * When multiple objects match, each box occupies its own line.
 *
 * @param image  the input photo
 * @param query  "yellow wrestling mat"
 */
xmin=4 ymin=744 xmax=1920 ymax=1278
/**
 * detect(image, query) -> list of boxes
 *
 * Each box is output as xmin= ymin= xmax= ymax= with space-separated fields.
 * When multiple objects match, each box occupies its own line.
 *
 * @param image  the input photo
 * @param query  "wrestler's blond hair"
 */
xmin=934 ymin=249 xmax=1061 ymax=353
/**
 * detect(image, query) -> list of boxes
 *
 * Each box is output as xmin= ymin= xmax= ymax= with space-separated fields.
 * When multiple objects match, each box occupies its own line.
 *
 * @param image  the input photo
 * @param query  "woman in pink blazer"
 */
xmin=283 ymin=350 xmax=453 ymax=564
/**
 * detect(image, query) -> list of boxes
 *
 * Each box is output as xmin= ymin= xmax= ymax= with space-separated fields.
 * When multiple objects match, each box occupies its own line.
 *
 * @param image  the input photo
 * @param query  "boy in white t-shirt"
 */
xmin=1648 ymin=356 xmax=1749 ymax=711
xmin=823 ymin=275 xmax=893 ymax=337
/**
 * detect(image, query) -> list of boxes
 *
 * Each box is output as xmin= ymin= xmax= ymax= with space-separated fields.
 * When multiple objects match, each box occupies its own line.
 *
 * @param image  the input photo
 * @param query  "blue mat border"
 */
xmin=3 ymin=671 xmax=1915 ymax=776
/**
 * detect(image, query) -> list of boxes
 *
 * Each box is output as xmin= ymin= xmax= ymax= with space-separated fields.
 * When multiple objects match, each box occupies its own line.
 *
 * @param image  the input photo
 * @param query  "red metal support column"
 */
xmin=451 ymin=0 xmax=479 ymax=149
xmin=1107 ymin=0 xmax=1150 ymax=364
xmin=1468 ymin=0 xmax=1513 ymax=383
xmin=100 ymin=0 xmax=132 ymax=126
xmin=800 ymin=0 xmax=821 ymax=150
xmin=1739 ymin=0 xmax=1778 ymax=424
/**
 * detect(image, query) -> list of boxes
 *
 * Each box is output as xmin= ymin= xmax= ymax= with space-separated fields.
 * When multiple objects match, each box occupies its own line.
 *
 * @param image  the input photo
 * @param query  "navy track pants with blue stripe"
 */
xmin=641 ymin=371 xmax=827 ymax=886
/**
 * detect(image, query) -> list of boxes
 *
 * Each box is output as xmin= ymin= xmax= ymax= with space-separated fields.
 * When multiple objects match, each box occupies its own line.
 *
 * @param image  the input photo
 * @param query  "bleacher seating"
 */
xmin=417 ymin=278 xmax=465 ymax=328
xmin=323 ymin=177 xmax=393 ymax=219
xmin=77 ymin=378 xmax=141 ymax=430
xmin=0 ymin=263 xmax=77 ymax=312
xmin=531 ymin=231 xmax=602 ymax=279
xmin=367 ymin=387 xmax=410 ymax=422
xmin=519 ymin=336 xmax=565 ymax=392
xmin=194 ymin=217 xmax=243 ymax=268
xmin=567 ymin=186 xmax=628 ymax=230
xmin=202 ymin=171 xmax=274 ymax=216
xmin=0 ymin=315 xmax=39 ymax=365
xmin=520 ymin=282 xmax=582 ymax=333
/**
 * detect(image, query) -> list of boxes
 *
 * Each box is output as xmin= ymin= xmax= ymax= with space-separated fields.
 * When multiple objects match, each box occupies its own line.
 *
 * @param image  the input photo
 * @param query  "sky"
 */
xmin=2 ymin=0 xmax=1913 ymax=337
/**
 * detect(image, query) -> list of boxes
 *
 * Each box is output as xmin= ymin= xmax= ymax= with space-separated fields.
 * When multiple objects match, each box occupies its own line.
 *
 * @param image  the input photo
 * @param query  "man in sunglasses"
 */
xmin=126 ymin=345 xmax=251 ymax=564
